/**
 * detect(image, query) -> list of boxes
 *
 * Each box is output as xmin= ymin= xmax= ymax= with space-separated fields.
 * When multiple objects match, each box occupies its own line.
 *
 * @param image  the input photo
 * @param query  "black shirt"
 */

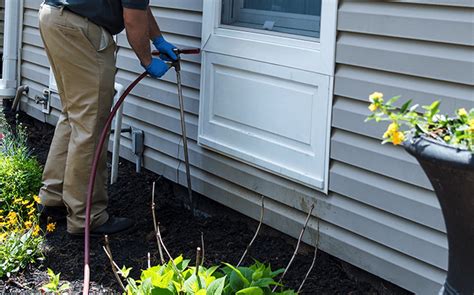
xmin=44 ymin=0 xmax=149 ymax=35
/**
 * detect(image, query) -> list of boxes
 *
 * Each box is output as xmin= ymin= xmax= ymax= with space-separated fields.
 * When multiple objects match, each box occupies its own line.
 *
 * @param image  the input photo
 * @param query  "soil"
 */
xmin=0 ymin=108 xmax=412 ymax=294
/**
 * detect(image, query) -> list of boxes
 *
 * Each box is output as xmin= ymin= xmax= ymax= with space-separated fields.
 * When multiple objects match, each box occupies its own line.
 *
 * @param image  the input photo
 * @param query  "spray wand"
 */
xmin=83 ymin=47 xmax=200 ymax=294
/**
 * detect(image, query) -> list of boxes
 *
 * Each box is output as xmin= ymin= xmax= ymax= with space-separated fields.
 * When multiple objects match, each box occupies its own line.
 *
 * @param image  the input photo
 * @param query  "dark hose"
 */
xmin=83 ymin=72 xmax=147 ymax=295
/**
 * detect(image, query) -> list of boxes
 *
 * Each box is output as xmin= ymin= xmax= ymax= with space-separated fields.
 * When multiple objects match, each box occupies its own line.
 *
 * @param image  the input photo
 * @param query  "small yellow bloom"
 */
xmin=383 ymin=122 xmax=399 ymax=138
xmin=33 ymin=195 xmax=41 ymax=204
xmin=13 ymin=198 xmax=22 ymax=204
xmin=388 ymin=122 xmax=398 ymax=133
xmin=469 ymin=119 xmax=474 ymax=131
xmin=458 ymin=108 xmax=468 ymax=117
xmin=32 ymin=225 xmax=40 ymax=236
xmin=46 ymin=222 xmax=56 ymax=233
xmin=444 ymin=135 xmax=451 ymax=142
xmin=28 ymin=207 xmax=36 ymax=216
xmin=368 ymin=104 xmax=378 ymax=112
xmin=392 ymin=131 xmax=405 ymax=145
xmin=24 ymin=221 xmax=33 ymax=229
xmin=369 ymin=92 xmax=384 ymax=101
xmin=7 ymin=212 xmax=18 ymax=225
xmin=26 ymin=202 xmax=35 ymax=209
xmin=0 ymin=233 xmax=7 ymax=241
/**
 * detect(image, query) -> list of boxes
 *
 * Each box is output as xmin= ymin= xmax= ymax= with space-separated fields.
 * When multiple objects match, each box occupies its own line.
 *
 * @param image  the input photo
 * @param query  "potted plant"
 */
xmin=366 ymin=92 xmax=474 ymax=295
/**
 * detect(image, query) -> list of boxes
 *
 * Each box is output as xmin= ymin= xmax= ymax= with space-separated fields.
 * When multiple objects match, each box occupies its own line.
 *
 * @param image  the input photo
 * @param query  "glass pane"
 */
xmin=221 ymin=0 xmax=322 ymax=38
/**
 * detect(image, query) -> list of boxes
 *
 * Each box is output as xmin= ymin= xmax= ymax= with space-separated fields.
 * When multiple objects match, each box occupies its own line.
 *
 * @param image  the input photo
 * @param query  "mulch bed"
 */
xmin=0 ymin=108 xmax=411 ymax=294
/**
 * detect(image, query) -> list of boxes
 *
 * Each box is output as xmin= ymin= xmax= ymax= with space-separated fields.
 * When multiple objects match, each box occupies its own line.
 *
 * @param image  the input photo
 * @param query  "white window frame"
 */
xmin=202 ymin=0 xmax=337 ymax=76
xmin=199 ymin=0 xmax=338 ymax=193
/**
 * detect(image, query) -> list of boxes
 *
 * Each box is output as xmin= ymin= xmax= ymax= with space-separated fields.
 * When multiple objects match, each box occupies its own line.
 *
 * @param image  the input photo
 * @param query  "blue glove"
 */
xmin=152 ymin=35 xmax=178 ymax=61
xmin=143 ymin=58 xmax=170 ymax=78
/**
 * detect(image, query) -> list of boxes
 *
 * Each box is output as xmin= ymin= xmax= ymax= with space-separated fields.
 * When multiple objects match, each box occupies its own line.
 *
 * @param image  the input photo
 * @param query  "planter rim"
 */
xmin=403 ymin=135 xmax=474 ymax=170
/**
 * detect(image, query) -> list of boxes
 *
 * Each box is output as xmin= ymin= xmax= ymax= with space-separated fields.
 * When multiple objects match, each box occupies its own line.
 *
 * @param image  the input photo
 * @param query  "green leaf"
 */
xmin=222 ymin=263 xmax=250 ymax=286
xmin=251 ymin=278 xmax=278 ymax=288
xmin=400 ymin=99 xmax=412 ymax=113
xmin=205 ymin=266 xmax=220 ymax=277
xmin=206 ymin=276 xmax=226 ymax=295
xmin=386 ymin=96 xmax=400 ymax=106
xmin=120 ymin=266 xmax=133 ymax=278
xmin=236 ymin=287 xmax=264 ymax=295
xmin=150 ymin=287 xmax=174 ymax=295
xmin=58 ymin=283 xmax=70 ymax=291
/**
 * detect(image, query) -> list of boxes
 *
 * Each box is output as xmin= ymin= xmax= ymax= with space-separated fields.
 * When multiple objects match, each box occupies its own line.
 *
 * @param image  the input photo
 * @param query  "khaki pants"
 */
xmin=38 ymin=4 xmax=116 ymax=233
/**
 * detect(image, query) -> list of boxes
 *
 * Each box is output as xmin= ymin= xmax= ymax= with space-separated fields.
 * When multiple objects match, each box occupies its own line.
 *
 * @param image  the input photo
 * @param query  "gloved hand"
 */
xmin=152 ymin=35 xmax=178 ymax=61
xmin=143 ymin=58 xmax=170 ymax=78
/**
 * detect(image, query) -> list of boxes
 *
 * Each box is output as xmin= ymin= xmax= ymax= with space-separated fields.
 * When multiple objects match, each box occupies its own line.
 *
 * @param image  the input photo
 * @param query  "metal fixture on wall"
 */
xmin=131 ymin=128 xmax=144 ymax=173
xmin=34 ymin=89 xmax=51 ymax=114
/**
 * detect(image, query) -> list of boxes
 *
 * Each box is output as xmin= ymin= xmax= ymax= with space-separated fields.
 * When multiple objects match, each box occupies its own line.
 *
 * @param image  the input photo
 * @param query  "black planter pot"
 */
xmin=404 ymin=136 xmax=474 ymax=295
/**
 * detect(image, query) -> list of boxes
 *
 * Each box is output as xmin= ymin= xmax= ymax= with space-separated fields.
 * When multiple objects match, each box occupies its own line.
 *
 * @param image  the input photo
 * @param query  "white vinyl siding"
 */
xmin=0 ymin=0 xmax=4 ymax=54
xmin=18 ymin=0 xmax=474 ymax=293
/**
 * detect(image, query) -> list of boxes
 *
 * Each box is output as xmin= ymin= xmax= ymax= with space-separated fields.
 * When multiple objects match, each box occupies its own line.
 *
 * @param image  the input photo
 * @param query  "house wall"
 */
xmin=0 ymin=0 xmax=4 ymax=54
xmin=18 ymin=0 xmax=474 ymax=293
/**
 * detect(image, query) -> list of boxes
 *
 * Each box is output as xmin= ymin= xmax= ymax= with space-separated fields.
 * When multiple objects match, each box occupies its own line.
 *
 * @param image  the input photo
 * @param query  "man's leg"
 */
xmin=38 ymin=5 xmax=71 ymax=208
xmin=38 ymin=5 xmax=116 ymax=233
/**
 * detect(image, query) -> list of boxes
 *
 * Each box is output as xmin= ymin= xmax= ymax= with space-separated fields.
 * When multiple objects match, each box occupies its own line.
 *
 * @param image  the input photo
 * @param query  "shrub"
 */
xmin=120 ymin=256 xmax=296 ymax=295
xmin=0 ymin=110 xmax=46 ymax=278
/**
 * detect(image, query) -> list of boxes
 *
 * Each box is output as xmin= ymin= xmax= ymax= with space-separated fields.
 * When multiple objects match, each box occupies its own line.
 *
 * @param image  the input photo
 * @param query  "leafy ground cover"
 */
xmin=0 ymin=108 xmax=411 ymax=294
xmin=0 ymin=111 xmax=48 ymax=279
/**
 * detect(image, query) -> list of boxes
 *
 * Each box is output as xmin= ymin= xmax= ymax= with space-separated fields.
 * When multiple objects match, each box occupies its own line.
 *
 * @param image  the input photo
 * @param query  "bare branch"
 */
xmin=195 ymin=247 xmax=203 ymax=289
xmin=200 ymin=232 xmax=205 ymax=266
xmin=237 ymin=196 xmax=265 ymax=267
xmin=156 ymin=222 xmax=185 ymax=281
xmin=147 ymin=252 xmax=151 ymax=269
xmin=103 ymin=235 xmax=126 ymax=291
xmin=273 ymin=203 xmax=315 ymax=292
xmin=298 ymin=217 xmax=320 ymax=293
xmin=151 ymin=181 xmax=165 ymax=264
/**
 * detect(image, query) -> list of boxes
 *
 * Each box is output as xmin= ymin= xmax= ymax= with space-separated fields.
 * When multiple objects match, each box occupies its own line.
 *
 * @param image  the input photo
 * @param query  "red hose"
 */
xmin=83 ymin=72 xmax=147 ymax=295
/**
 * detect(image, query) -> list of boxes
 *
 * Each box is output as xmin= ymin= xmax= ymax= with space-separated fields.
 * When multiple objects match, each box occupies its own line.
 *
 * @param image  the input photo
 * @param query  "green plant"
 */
xmin=40 ymin=268 xmax=71 ymax=294
xmin=0 ymin=230 xmax=44 ymax=277
xmin=0 ymin=110 xmax=45 ymax=278
xmin=120 ymin=256 xmax=296 ymax=295
xmin=366 ymin=92 xmax=474 ymax=150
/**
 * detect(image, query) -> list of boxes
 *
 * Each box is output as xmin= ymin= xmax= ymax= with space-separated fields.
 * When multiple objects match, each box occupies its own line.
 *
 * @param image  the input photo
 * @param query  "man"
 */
xmin=37 ymin=0 xmax=174 ymax=235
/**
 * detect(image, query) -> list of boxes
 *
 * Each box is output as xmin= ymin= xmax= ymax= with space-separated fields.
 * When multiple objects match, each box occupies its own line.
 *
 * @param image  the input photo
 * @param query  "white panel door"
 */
xmin=199 ymin=0 xmax=337 ymax=191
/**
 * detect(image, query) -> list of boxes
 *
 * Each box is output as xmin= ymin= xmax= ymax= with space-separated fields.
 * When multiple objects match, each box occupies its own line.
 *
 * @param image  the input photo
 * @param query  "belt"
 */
xmin=43 ymin=1 xmax=67 ymax=9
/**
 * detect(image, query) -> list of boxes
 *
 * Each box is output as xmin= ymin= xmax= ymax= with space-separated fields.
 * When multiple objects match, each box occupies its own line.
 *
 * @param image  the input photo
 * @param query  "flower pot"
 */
xmin=404 ymin=136 xmax=474 ymax=295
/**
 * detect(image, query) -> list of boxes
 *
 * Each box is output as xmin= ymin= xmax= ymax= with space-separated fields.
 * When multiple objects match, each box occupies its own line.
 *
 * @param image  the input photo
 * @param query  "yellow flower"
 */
xmin=28 ymin=208 xmax=36 ymax=216
xmin=369 ymin=92 xmax=384 ymax=101
xmin=0 ymin=232 xmax=7 ymax=241
xmin=13 ymin=198 xmax=22 ymax=204
xmin=33 ymin=195 xmax=41 ymax=204
xmin=368 ymin=103 xmax=378 ymax=112
xmin=46 ymin=222 xmax=56 ymax=233
xmin=383 ymin=122 xmax=399 ymax=138
xmin=444 ymin=135 xmax=451 ymax=142
xmin=392 ymin=131 xmax=405 ymax=145
xmin=7 ymin=212 xmax=18 ymax=225
xmin=469 ymin=119 xmax=474 ymax=131
xmin=32 ymin=225 xmax=40 ymax=236
xmin=26 ymin=202 xmax=35 ymax=209
xmin=24 ymin=221 xmax=33 ymax=229
xmin=458 ymin=108 xmax=468 ymax=117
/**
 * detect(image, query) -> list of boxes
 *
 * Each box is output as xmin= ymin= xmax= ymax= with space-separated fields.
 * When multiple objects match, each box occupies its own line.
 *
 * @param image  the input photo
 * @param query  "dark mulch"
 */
xmin=0 ymin=108 xmax=412 ymax=294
